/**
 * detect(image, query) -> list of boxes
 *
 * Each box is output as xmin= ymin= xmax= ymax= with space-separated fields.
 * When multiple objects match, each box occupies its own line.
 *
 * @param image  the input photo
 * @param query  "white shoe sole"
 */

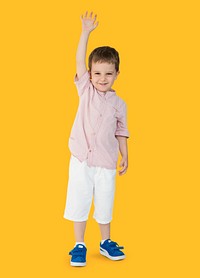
xmin=70 ymin=261 xmax=86 ymax=267
xmin=100 ymin=248 xmax=126 ymax=261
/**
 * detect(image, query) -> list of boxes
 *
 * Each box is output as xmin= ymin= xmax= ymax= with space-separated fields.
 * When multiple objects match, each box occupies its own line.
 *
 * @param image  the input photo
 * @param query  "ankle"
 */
xmin=101 ymin=238 xmax=109 ymax=244
xmin=75 ymin=242 xmax=86 ymax=247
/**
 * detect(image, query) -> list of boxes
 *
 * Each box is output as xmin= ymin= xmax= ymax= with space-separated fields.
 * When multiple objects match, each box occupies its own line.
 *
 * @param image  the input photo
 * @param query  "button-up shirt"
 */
xmin=68 ymin=71 xmax=129 ymax=169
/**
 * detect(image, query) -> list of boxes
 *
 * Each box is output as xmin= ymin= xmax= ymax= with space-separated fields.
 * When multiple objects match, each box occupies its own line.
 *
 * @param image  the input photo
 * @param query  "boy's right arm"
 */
xmin=76 ymin=11 xmax=98 ymax=80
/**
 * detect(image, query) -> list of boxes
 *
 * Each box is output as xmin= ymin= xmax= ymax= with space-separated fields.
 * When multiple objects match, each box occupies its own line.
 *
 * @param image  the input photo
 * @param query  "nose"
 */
xmin=100 ymin=75 xmax=106 ymax=81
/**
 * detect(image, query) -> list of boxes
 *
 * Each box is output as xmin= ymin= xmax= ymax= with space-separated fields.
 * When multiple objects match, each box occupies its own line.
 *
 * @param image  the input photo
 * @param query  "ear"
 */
xmin=88 ymin=70 xmax=92 ymax=80
xmin=115 ymin=71 xmax=120 ymax=79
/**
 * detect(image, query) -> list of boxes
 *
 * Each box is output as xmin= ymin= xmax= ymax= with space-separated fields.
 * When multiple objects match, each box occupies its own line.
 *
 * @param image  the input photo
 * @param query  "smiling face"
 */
xmin=90 ymin=62 xmax=119 ymax=93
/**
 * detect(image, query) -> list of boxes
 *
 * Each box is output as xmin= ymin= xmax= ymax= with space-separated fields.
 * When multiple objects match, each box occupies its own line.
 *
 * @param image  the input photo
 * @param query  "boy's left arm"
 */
xmin=116 ymin=136 xmax=128 ymax=175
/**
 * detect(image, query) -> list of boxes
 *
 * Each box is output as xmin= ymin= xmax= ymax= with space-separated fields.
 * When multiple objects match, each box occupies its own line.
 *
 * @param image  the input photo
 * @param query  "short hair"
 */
xmin=88 ymin=46 xmax=120 ymax=72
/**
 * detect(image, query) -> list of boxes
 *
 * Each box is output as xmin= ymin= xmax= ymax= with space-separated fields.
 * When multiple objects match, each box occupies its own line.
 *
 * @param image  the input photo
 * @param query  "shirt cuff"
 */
xmin=115 ymin=131 xmax=129 ymax=138
xmin=74 ymin=71 xmax=90 ymax=85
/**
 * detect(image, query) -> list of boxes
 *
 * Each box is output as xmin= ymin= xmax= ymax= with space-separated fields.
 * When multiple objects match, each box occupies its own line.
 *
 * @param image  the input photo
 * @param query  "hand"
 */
xmin=81 ymin=11 xmax=99 ymax=33
xmin=118 ymin=157 xmax=128 ymax=176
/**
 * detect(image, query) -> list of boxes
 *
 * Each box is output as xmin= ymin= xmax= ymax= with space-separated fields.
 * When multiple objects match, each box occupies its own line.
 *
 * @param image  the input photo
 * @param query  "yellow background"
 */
xmin=1 ymin=0 xmax=199 ymax=277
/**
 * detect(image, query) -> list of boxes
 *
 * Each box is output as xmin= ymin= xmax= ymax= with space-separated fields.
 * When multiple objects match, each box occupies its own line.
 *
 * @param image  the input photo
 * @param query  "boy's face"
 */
xmin=90 ymin=62 xmax=119 ymax=93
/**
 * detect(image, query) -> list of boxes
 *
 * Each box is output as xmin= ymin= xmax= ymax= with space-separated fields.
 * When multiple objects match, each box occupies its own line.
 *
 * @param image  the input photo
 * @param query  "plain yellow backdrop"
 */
xmin=0 ymin=0 xmax=199 ymax=277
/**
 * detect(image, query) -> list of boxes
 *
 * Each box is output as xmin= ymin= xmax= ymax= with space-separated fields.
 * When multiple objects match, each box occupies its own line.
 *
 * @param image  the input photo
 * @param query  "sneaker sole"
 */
xmin=70 ymin=261 xmax=86 ymax=267
xmin=100 ymin=248 xmax=126 ymax=261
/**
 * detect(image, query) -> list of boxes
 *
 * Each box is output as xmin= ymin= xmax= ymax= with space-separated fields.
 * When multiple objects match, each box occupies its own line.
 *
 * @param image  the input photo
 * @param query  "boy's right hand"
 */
xmin=81 ymin=11 xmax=99 ymax=33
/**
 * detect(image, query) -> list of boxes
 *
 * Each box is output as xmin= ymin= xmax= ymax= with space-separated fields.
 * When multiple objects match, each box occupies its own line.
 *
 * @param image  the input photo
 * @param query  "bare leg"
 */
xmin=98 ymin=223 xmax=110 ymax=240
xmin=74 ymin=221 xmax=87 ymax=242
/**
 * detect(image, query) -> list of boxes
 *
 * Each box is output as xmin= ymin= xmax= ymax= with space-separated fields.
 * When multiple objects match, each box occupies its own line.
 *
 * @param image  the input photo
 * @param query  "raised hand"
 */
xmin=81 ymin=11 xmax=99 ymax=33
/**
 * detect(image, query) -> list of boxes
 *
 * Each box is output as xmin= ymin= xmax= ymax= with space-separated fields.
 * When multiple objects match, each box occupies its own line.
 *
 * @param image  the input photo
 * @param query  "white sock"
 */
xmin=75 ymin=242 xmax=86 ymax=247
xmin=101 ymin=239 xmax=109 ymax=244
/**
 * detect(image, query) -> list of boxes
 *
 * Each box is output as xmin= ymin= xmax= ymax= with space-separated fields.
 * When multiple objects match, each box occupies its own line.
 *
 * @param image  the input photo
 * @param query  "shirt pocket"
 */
xmin=105 ymin=104 xmax=118 ymax=121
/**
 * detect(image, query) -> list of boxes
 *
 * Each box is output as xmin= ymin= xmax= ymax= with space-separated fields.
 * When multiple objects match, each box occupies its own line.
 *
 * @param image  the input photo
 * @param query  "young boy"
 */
xmin=63 ymin=11 xmax=129 ymax=266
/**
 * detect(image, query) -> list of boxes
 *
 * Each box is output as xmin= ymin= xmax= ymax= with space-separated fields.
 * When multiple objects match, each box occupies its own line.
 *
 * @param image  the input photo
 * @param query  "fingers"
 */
xmin=81 ymin=11 xmax=97 ymax=21
xmin=118 ymin=160 xmax=128 ymax=175
xmin=92 ymin=14 xmax=97 ymax=23
xmin=80 ymin=11 xmax=88 ymax=20
xmin=94 ymin=21 xmax=99 ymax=28
xmin=80 ymin=11 xmax=98 ymax=31
xmin=119 ymin=166 xmax=128 ymax=175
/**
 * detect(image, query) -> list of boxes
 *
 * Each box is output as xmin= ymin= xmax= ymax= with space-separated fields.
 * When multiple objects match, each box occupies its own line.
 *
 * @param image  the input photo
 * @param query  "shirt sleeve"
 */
xmin=115 ymin=101 xmax=130 ymax=138
xmin=74 ymin=71 xmax=91 ymax=97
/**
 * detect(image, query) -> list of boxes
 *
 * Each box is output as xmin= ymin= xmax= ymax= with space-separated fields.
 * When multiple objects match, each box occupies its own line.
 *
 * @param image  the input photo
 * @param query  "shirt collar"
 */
xmin=97 ymin=89 xmax=116 ymax=99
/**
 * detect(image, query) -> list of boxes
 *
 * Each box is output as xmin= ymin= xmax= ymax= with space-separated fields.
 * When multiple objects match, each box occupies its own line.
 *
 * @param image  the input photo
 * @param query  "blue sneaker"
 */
xmin=100 ymin=239 xmax=126 ymax=260
xmin=69 ymin=244 xmax=87 ymax=266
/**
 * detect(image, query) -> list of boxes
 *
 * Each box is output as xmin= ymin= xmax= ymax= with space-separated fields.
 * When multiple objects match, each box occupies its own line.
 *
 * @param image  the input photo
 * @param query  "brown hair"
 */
xmin=88 ymin=46 xmax=120 ymax=72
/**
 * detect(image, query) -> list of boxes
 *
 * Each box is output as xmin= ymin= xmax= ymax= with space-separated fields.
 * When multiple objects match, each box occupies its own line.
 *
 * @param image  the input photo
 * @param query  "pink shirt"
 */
xmin=68 ymin=71 xmax=129 ymax=169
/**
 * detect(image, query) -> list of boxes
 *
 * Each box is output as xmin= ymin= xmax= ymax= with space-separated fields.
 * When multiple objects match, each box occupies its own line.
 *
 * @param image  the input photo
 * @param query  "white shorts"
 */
xmin=63 ymin=155 xmax=117 ymax=224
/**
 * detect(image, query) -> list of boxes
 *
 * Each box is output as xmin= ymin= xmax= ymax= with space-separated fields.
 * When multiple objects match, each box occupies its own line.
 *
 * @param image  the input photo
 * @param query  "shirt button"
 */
xmin=100 ymin=114 xmax=102 ymax=117
xmin=89 ymin=150 xmax=92 ymax=152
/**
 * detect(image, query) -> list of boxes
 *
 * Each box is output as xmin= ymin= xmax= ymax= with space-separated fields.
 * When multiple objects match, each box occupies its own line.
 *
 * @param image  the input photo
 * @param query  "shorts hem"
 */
xmin=63 ymin=215 xmax=88 ymax=222
xmin=93 ymin=217 xmax=112 ymax=224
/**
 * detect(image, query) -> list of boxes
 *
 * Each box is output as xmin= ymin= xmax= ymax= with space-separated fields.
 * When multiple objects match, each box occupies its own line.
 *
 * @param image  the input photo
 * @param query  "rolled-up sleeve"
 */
xmin=115 ymin=102 xmax=129 ymax=138
xmin=74 ymin=71 xmax=91 ymax=97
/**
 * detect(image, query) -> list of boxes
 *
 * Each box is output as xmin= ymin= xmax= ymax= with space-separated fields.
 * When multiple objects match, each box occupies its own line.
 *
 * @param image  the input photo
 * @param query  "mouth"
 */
xmin=99 ymin=83 xmax=108 ymax=86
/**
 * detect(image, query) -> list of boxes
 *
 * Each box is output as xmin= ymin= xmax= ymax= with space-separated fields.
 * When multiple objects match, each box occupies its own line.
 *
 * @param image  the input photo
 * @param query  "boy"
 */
xmin=63 ymin=11 xmax=129 ymax=266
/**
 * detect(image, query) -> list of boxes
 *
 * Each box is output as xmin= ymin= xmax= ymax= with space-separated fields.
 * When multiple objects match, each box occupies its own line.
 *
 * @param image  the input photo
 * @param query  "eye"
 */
xmin=95 ymin=73 xmax=100 ymax=75
xmin=107 ymin=73 xmax=112 ymax=75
